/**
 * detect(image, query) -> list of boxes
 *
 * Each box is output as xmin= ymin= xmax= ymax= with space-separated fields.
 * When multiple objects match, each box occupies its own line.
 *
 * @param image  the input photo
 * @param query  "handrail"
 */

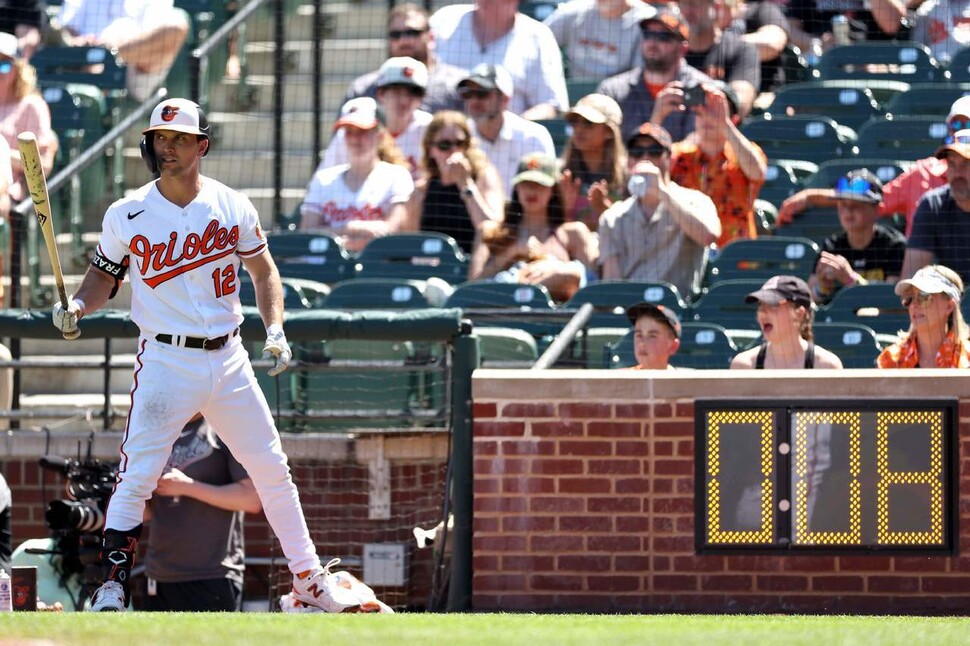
xmin=532 ymin=303 xmax=594 ymax=370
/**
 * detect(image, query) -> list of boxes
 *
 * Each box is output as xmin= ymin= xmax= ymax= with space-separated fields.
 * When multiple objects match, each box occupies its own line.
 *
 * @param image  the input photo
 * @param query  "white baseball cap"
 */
xmin=895 ymin=266 xmax=963 ymax=303
xmin=333 ymin=97 xmax=383 ymax=132
xmin=376 ymin=56 xmax=428 ymax=92
xmin=142 ymin=98 xmax=210 ymax=136
xmin=948 ymin=95 xmax=970 ymax=123
xmin=0 ymin=32 xmax=16 ymax=59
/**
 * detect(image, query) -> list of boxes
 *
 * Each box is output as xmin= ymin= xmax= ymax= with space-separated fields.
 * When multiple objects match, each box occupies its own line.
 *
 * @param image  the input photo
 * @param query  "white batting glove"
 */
xmin=262 ymin=325 xmax=292 ymax=377
xmin=52 ymin=296 xmax=83 ymax=339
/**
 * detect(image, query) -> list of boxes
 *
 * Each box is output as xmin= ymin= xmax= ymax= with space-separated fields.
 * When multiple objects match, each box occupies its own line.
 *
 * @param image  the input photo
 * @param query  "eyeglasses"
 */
xmin=458 ymin=87 xmax=492 ymax=100
xmin=433 ymin=139 xmax=467 ymax=152
xmin=901 ymin=292 xmax=936 ymax=308
xmin=641 ymin=30 xmax=681 ymax=43
xmin=628 ymin=144 xmax=667 ymax=159
xmin=0 ymin=61 xmax=12 ymax=75
xmin=388 ymin=28 xmax=427 ymax=40
xmin=943 ymin=132 xmax=970 ymax=146
xmin=835 ymin=176 xmax=880 ymax=200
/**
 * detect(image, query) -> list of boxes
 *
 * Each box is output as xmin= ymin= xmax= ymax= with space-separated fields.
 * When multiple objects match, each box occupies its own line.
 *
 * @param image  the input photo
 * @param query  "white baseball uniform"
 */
xmin=92 ymin=176 xmax=318 ymax=575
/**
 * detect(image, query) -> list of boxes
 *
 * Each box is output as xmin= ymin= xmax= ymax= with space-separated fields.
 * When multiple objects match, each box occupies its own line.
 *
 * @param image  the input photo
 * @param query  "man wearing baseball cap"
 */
xmin=624 ymin=302 xmax=681 ymax=370
xmin=901 ymin=123 xmax=970 ymax=287
xmin=597 ymin=6 xmax=712 ymax=142
xmin=458 ymin=63 xmax=555 ymax=198
xmin=809 ymin=169 xmax=906 ymax=304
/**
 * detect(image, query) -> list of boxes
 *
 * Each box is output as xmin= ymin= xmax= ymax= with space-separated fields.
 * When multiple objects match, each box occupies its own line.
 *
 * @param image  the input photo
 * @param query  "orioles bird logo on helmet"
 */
xmin=160 ymin=106 xmax=180 ymax=122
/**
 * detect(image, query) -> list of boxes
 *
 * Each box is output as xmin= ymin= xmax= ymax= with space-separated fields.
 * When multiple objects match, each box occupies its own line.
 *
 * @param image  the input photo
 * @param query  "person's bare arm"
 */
xmin=662 ymin=182 xmax=721 ymax=246
xmin=777 ymin=189 xmax=838 ymax=225
xmin=743 ymin=24 xmax=788 ymax=62
xmin=521 ymin=103 xmax=558 ymax=121
xmin=155 ymin=472 xmax=262 ymax=514
xmin=730 ymin=347 xmax=757 ymax=369
xmin=241 ymin=251 xmax=283 ymax=330
xmin=900 ymin=248 xmax=934 ymax=280
xmin=869 ymin=0 xmax=906 ymax=36
xmin=73 ymin=268 xmax=119 ymax=317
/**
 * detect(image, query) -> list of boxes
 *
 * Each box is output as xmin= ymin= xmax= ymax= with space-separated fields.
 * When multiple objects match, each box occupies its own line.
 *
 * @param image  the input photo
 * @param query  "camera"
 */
xmin=683 ymin=84 xmax=706 ymax=108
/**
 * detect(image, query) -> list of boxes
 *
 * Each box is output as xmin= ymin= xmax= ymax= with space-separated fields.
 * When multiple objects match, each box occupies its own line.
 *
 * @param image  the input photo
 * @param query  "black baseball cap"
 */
xmin=745 ymin=275 xmax=812 ymax=308
xmin=832 ymin=169 xmax=883 ymax=204
xmin=625 ymin=302 xmax=682 ymax=339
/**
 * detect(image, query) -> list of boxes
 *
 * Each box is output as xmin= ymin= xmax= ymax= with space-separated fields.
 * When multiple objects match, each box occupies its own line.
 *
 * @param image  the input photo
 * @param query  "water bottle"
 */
xmin=832 ymin=15 xmax=851 ymax=46
xmin=0 ymin=569 xmax=12 ymax=612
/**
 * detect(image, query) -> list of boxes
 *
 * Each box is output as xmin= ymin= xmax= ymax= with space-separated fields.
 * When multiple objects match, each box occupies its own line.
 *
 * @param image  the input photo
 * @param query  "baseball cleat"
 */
xmin=89 ymin=581 xmax=126 ymax=612
xmin=290 ymin=558 xmax=361 ymax=613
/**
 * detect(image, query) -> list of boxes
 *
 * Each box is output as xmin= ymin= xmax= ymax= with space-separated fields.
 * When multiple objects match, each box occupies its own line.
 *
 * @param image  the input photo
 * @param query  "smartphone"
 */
xmin=683 ymin=84 xmax=706 ymax=108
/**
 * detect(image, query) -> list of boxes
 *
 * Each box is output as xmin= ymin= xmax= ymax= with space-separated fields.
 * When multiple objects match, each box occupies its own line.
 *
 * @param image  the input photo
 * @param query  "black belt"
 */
xmin=155 ymin=328 xmax=239 ymax=350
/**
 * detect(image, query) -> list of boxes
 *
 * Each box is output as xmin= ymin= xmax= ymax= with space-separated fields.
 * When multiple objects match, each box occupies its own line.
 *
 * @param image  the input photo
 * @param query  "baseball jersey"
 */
xmin=92 ymin=177 xmax=267 ymax=338
xmin=299 ymin=161 xmax=413 ymax=230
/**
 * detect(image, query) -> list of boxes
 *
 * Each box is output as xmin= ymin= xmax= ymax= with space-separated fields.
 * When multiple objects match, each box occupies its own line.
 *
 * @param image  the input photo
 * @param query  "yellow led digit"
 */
xmin=876 ymin=411 xmax=945 ymax=545
xmin=707 ymin=411 xmax=774 ymax=544
xmin=791 ymin=412 xmax=862 ymax=545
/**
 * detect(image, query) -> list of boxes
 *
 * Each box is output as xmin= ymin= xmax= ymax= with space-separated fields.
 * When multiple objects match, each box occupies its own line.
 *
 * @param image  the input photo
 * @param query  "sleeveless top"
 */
xmin=420 ymin=177 xmax=476 ymax=254
xmin=755 ymin=341 xmax=815 ymax=369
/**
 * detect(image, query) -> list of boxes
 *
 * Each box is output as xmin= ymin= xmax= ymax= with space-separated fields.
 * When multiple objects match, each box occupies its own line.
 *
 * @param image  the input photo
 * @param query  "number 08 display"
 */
xmin=695 ymin=401 xmax=956 ymax=554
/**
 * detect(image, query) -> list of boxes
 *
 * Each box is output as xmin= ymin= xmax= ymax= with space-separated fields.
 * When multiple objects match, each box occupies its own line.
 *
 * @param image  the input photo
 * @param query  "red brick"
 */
xmin=700 ymin=574 xmax=753 ymax=592
xmin=677 ymin=440 xmax=694 ymax=456
xmin=501 ymin=516 xmax=555 ymax=532
xmin=503 ymin=555 xmax=554 ymax=571
xmin=476 ymin=516 xmax=500 ymax=532
xmin=532 ymin=459 xmax=584 ymax=475
xmin=559 ymin=440 xmax=613 ymax=456
xmin=812 ymin=576 xmax=864 ymax=592
xmin=475 ymin=574 xmax=528 ymax=591
xmin=531 ymin=421 xmax=584 ymax=437
xmin=530 ymin=497 xmax=584 ymax=513
xmin=895 ymin=557 xmax=948 ymax=572
xmin=530 ymin=574 xmax=585 ymax=591
xmin=588 ymin=576 xmax=642 ymax=592
xmin=588 ymin=497 xmax=641 ymax=513
xmin=531 ymin=535 xmax=584 ymax=552
xmin=867 ymin=576 xmax=920 ymax=593
xmin=654 ymin=441 xmax=674 ymax=456
xmin=653 ymin=517 xmax=674 ymax=533
xmin=675 ymin=478 xmax=694 ymax=494
xmin=652 ymin=536 xmax=695 ymax=552
xmin=616 ymin=516 xmax=650 ymax=533
xmin=652 ymin=556 xmax=671 ymax=571
xmin=474 ymin=477 xmax=500 ymax=495
xmin=560 ymin=515 xmax=615 ymax=532
xmin=615 ymin=477 xmax=650 ymax=494
xmin=559 ymin=402 xmax=613 ymax=419
xmin=676 ymin=402 xmax=694 ymax=418
xmin=672 ymin=556 xmax=724 ymax=572
xmin=779 ymin=556 xmax=836 ymax=572
xmin=588 ymin=421 xmax=644 ymax=438
xmin=922 ymin=576 xmax=969 ymax=593
xmin=475 ymin=535 xmax=527 ymax=552
xmin=474 ymin=402 xmax=497 ymax=418
xmin=559 ymin=477 xmax=612 ymax=494
xmin=616 ymin=555 xmax=650 ymax=570
xmin=558 ymin=555 xmax=612 ymax=571
xmin=653 ymin=575 xmax=697 ymax=591
xmin=588 ymin=535 xmax=642 ymax=552
xmin=615 ymin=403 xmax=653 ymax=419
xmin=615 ymin=440 xmax=650 ymax=456
xmin=653 ymin=497 xmax=693 ymax=514
xmin=474 ymin=457 xmax=527 ymax=474
xmin=653 ymin=479 xmax=673 ymax=493
xmin=475 ymin=440 xmax=499 ymax=457
xmin=653 ymin=403 xmax=673 ymax=419
xmin=476 ymin=496 xmax=528 ymax=513
xmin=503 ymin=476 xmax=555 ymax=494
xmin=588 ymin=459 xmax=642 ymax=475
xmin=501 ymin=439 xmax=556 ymax=456
xmin=473 ymin=553 xmax=498 ymax=571
xmin=654 ymin=420 xmax=692 ymax=437
xmin=756 ymin=575 xmax=809 ymax=591
xmin=476 ymin=421 xmax=526 ymax=437
xmin=838 ymin=556 xmax=891 ymax=571
xmin=655 ymin=459 xmax=693 ymax=475
xmin=502 ymin=402 xmax=557 ymax=418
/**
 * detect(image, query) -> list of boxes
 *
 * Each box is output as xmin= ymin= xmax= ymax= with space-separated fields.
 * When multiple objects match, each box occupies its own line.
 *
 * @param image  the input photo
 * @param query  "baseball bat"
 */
xmin=17 ymin=132 xmax=80 ymax=340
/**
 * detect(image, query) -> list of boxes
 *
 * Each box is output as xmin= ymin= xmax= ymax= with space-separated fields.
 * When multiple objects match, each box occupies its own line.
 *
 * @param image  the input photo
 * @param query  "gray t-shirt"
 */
xmin=911 ymin=0 xmax=970 ymax=64
xmin=544 ymin=0 xmax=651 ymax=80
xmin=145 ymin=418 xmax=250 ymax=584
xmin=598 ymin=192 xmax=711 ymax=296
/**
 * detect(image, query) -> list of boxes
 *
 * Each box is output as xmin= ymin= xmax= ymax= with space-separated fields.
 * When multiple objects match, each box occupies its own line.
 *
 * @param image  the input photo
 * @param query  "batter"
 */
xmin=52 ymin=98 xmax=360 ymax=613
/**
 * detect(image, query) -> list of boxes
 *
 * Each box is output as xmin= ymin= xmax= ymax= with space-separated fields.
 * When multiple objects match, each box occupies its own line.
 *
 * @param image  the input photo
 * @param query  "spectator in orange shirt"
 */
xmin=624 ymin=301 xmax=681 ymax=370
xmin=669 ymin=80 xmax=766 ymax=247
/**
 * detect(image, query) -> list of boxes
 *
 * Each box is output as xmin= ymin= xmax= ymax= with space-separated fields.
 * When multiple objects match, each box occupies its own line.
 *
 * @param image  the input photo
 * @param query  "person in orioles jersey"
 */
xmin=51 ymin=98 xmax=361 ymax=614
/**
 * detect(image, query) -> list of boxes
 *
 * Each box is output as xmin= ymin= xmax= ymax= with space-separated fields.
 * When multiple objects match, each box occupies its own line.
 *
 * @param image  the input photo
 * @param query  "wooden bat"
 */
xmin=17 ymin=132 xmax=80 ymax=339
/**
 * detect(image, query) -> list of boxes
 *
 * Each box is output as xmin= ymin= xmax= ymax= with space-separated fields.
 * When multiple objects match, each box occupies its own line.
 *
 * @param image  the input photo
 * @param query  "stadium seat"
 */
xmin=811 ymin=322 xmax=881 ymax=368
xmin=766 ymin=82 xmax=882 ymax=131
xmin=855 ymin=115 xmax=949 ymax=160
xmin=354 ymin=233 xmax=469 ymax=284
xmin=520 ymin=0 xmax=561 ymax=21
xmin=883 ymin=83 xmax=970 ymax=118
xmin=773 ymin=207 xmax=841 ymax=247
xmin=816 ymin=42 xmax=944 ymax=84
xmin=607 ymin=322 xmax=739 ymax=369
xmin=566 ymin=79 xmax=599 ymax=103
xmin=533 ymin=118 xmax=571 ymax=157
xmin=267 ymin=232 xmax=355 ymax=285
xmin=689 ymin=279 xmax=765 ymax=334
xmin=563 ymin=281 xmax=690 ymax=328
xmin=238 ymin=275 xmax=311 ymax=310
xmin=445 ymin=281 xmax=556 ymax=311
xmin=947 ymin=47 xmax=970 ymax=82
xmin=739 ymin=115 xmax=857 ymax=164
xmin=30 ymin=46 xmax=127 ymax=92
xmin=819 ymin=283 xmax=909 ymax=336
xmin=705 ymin=236 xmax=820 ymax=286
xmin=758 ymin=161 xmax=801 ymax=208
xmin=322 ymin=278 xmax=431 ymax=310
xmin=753 ymin=199 xmax=777 ymax=234
xmin=476 ymin=327 xmax=539 ymax=367
xmin=803 ymin=158 xmax=910 ymax=190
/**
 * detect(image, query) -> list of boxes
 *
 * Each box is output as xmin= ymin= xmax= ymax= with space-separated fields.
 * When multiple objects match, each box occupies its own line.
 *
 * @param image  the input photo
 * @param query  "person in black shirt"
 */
xmin=0 ymin=0 xmax=45 ymax=59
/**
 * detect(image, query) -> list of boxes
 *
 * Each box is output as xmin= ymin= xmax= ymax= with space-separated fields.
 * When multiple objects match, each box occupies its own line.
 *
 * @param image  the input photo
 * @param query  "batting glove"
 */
xmin=262 ymin=325 xmax=292 ymax=376
xmin=52 ymin=296 xmax=83 ymax=339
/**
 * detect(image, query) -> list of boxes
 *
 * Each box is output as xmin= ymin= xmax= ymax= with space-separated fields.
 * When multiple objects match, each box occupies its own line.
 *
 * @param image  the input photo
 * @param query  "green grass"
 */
xmin=2 ymin=613 xmax=970 ymax=646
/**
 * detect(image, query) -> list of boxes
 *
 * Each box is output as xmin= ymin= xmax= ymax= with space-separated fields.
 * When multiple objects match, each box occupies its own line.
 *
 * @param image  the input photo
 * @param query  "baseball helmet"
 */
xmin=140 ymin=98 xmax=211 ymax=175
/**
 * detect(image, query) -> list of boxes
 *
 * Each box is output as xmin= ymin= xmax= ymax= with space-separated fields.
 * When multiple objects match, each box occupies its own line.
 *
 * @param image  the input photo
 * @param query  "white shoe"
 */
xmin=89 ymin=581 xmax=126 ymax=612
xmin=291 ymin=558 xmax=361 ymax=613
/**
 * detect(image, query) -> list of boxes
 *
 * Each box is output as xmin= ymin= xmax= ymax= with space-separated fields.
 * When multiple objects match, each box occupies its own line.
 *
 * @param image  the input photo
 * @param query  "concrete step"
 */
xmin=17 ymin=393 xmax=130 ymax=432
xmin=241 ymin=188 xmax=306 ymax=223
xmin=123 ymin=148 xmax=317 ymax=190
xmin=212 ymin=111 xmax=334 ymax=152
xmin=244 ymin=38 xmax=386 ymax=76
xmin=210 ymin=74 xmax=352 ymax=114
xmin=248 ymin=3 xmax=390 ymax=41
xmin=18 ymin=354 xmax=135 ymax=396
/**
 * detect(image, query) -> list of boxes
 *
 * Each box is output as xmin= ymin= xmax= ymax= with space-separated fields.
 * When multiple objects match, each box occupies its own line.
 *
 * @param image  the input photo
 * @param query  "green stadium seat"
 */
xmin=758 ymin=161 xmax=800 ymax=209
xmin=753 ymin=199 xmax=777 ymax=234
xmin=519 ymin=0 xmax=561 ymax=21
xmin=476 ymin=327 xmax=539 ymax=367
xmin=803 ymin=158 xmax=910 ymax=190
xmin=705 ymin=236 xmax=820 ymax=286
xmin=689 ymin=279 xmax=765 ymax=333
xmin=947 ymin=47 xmax=970 ymax=82
xmin=817 ymin=42 xmax=944 ymax=84
xmin=239 ymin=275 xmax=311 ymax=310
xmin=268 ymin=232 xmax=355 ymax=285
xmin=534 ymin=118 xmax=570 ymax=157
xmin=31 ymin=46 xmax=127 ymax=93
xmin=445 ymin=281 xmax=556 ymax=310
xmin=819 ymin=283 xmax=909 ymax=336
xmin=883 ymin=83 xmax=970 ymax=118
xmin=607 ymin=322 xmax=739 ymax=369
xmin=566 ymin=79 xmax=599 ymax=103
xmin=563 ymin=281 xmax=690 ymax=328
xmin=855 ymin=115 xmax=949 ymax=160
xmin=322 ymin=278 xmax=431 ymax=310
xmin=766 ymin=82 xmax=882 ymax=131
xmin=772 ymin=207 xmax=840 ymax=247
xmin=354 ymin=233 xmax=469 ymax=284
xmin=739 ymin=115 xmax=857 ymax=164
xmin=811 ymin=322 xmax=881 ymax=368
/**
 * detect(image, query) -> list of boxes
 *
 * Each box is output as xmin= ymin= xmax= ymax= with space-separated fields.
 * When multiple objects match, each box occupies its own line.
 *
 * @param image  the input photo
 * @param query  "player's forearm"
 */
xmin=175 ymin=478 xmax=261 ymax=514
xmin=73 ymin=270 xmax=116 ymax=317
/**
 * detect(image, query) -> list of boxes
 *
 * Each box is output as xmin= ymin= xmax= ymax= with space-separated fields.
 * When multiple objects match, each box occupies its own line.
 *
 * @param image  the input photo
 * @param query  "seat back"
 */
xmin=690 ymin=280 xmax=765 ymax=332
xmin=947 ymin=47 xmax=970 ymax=82
xmin=268 ymin=232 xmax=355 ymax=284
xmin=739 ymin=115 xmax=857 ymax=164
xmin=322 ymin=278 xmax=430 ymax=310
xmin=239 ymin=275 xmax=311 ymax=310
xmin=803 ymin=158 xmax=910 ymax=190
xmin=476 ymin=327 xmax=539 ymax=367
xmin=766 ymin=82 xmax=882 ymax=130
xmin=819 ymin=283 xmax=909 ymax=335
xmin=772 ymin=207 xmax=841 ymax=247
xmin=818 ymin=42 xmax=944 ymax=83
xmin=563 ymin=281 xmax=690 ymax=328
xmin=758 ymin=161 xmax=801 ymax=208
xmin=705 ymin=236 xmax=820 ymax=286
xmin=445 ymin=281 xmax=556 ymax=310
xmin=607 ymin=322 xmax=738 ymax=369
xmin=31 ymin=46 xmax=127 ymax=92
xmin=533 ymin=118 xmax=571 ymax=157
xmin=884 ymin=83 xmax=970 ymax=117
xmin=811 ymin=322 xmax=881 ymax=368
xmin=354 ymin=233 xmax=469 ymax=284
xmin=855 ymin=115 xmax=949 ymax=160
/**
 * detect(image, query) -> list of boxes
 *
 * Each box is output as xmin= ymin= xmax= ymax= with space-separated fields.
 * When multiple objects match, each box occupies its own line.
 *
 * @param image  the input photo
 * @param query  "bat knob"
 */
xmin=62 ymin=328 xmax=81 ymax=341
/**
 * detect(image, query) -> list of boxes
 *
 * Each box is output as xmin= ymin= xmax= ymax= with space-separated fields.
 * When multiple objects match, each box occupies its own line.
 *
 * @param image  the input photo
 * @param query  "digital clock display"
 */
xmin=695 ymin=400 xmax=957 ymax=554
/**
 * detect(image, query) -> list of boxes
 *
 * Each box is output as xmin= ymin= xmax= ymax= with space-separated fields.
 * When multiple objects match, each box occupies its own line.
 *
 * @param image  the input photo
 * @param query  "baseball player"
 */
xmin=52 ymin=98 xmax=360 ymax=613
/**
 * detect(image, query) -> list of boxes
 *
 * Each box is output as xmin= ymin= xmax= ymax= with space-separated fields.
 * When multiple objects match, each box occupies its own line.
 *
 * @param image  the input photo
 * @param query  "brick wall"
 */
xmin=472 ymin=370 xmax=970 ymax=614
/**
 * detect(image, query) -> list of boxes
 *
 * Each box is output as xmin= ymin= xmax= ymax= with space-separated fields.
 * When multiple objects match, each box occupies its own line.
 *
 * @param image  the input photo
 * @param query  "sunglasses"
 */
xmin=0 ymin=61 xmax=12 ymax=75
xmin=901 ymin=292 xmax=936 ymax=308
xmin=948 ymin=116 xmax=970 ymax=132
xmin=433 ymin=139 xmax=467 ymax=152
xmin=641 ymin=30 xmax=681 ymax=43
xmin=835 ymin=176 xmax=880 ymax=199
xmin=628 ymin=144 xmax=667 ymax=159
xmin=388 ymin=28 xmax=427 ymax=40
xmin=458 ymin=87 xmax=492 ymax=100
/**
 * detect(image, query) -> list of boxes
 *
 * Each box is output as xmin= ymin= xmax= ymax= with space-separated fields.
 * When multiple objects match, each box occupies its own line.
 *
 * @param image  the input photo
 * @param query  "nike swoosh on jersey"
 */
xmin=127 ymin=210 xmax=145 ymax=220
